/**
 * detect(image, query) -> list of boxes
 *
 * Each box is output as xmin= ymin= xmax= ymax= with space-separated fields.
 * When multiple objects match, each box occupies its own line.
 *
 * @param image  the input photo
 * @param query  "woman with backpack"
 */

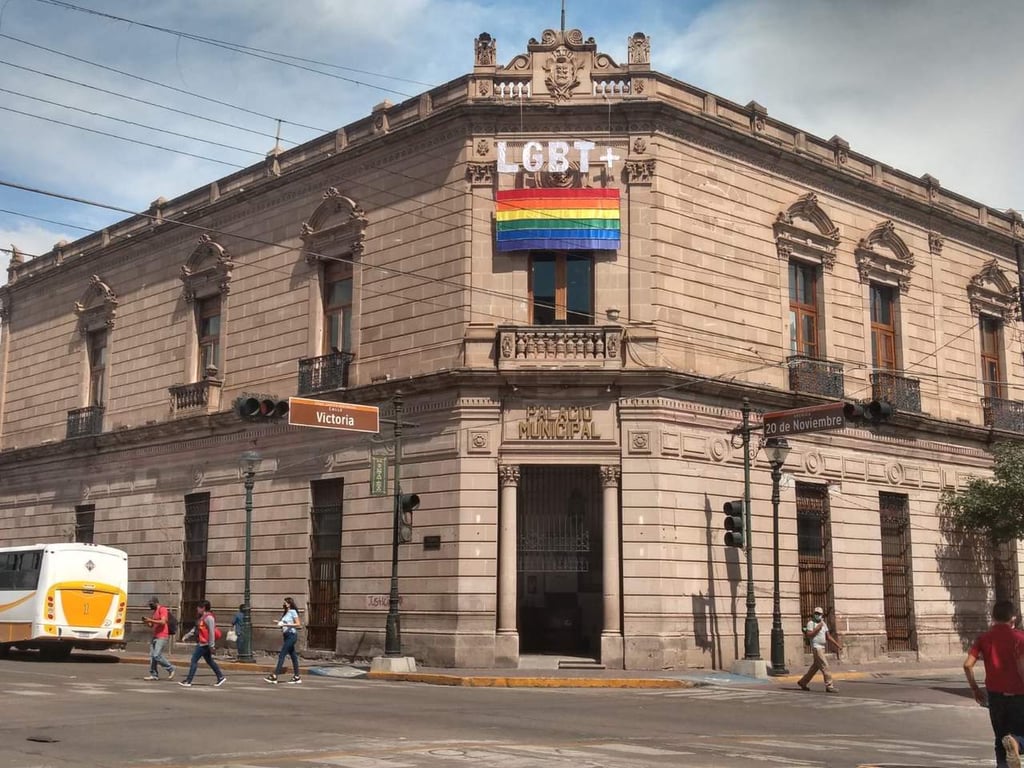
xmin=179 ymin=600 xmax=226 ymax=688
xmin=264 ymin=596 xmax=302 ymax=685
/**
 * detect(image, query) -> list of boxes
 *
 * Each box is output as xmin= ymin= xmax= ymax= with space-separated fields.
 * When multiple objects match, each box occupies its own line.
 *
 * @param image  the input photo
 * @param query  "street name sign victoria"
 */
xmin=762 ymin=402 xmax=847 ymax=437
xmin=288 ymin=397 xmax=380 ymax=433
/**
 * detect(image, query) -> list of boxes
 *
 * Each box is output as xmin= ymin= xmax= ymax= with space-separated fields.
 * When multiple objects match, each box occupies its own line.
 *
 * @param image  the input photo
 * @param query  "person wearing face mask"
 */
xmin=797 ymin=606 xmax=840 ymax=693
xmin=264 ymin=597 xmax=302 ymax=685
xmin=142 ymin=596 xmax=175 ymax=681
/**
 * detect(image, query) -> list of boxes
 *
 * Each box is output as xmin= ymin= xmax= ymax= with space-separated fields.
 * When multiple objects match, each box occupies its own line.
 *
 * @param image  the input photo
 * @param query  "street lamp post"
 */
xmin=740 ymin=398 xmax=760 ymax=661
xmin=765 ymin=437 xmax=791 ymax=676
xmin=239 ymin=450 xmax=262 ymax=663
xmin=384 ymin=393 xmax=404 ymax=657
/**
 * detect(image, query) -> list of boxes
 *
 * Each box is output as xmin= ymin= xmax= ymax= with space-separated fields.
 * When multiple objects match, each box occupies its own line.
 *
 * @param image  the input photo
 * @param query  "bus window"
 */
xmin=0 ymin=550 xmax=43 ymax=590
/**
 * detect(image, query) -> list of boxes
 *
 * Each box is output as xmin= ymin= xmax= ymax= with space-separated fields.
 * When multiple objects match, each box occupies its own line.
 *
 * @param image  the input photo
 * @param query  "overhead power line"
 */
xmin=0 ymin=33 xmax=330 ymax=134
xmin=0 ymin=59 xmax=293 ymax=145
xmin=32 ymin=0 xmax=436 ymax=90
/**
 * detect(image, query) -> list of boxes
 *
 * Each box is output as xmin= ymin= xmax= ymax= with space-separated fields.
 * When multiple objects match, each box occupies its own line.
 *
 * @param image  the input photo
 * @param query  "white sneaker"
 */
xmin=288 ymin=676 xmax=302 ymax=685
xmin=142 ymin=675 xmax=158 ymax=681
xmin=1004 ymin=735 xmax=1022 ymax=768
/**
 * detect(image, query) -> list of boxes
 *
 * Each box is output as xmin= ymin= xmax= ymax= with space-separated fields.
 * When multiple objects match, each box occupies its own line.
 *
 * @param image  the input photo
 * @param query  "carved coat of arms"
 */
xmin=543 ymin=46 xmax=580 ymax=101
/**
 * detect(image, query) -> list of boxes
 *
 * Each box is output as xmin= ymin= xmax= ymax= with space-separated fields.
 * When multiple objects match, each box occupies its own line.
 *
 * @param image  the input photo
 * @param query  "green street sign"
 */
xmin=370 ymin=455 xmax=389 ymax=497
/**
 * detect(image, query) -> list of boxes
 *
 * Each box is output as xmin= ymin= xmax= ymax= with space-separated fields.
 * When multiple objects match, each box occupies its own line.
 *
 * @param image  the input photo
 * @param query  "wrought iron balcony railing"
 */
xmin=983 ymin=396 xmax=1024 ymax=433
xmin=497 ymin=325 xmax=623 ymax=369
xmin=870 ymin=371 xmax=922 ymax=414
xmin=298 ymin=350 xmax=354 ymax=395
xmin=66 ymin=405 xmax=105 ymax=439
xmin=787 ymin=355 xmax=845 ymax=399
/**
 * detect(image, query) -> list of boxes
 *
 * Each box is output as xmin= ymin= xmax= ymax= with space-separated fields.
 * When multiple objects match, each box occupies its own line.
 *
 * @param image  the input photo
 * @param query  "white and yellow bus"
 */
xmin=0 ymin=543 xmax=128 ymax=660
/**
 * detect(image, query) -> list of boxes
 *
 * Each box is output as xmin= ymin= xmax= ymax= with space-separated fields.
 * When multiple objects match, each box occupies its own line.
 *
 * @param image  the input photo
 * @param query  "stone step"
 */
xmin=557 ymin=660 xmax=606 ymax=670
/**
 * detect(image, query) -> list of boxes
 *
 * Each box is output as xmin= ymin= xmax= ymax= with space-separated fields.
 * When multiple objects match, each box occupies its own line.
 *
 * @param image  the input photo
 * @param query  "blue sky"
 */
xmin=1 ymin=0 xmax=1021 ymax=274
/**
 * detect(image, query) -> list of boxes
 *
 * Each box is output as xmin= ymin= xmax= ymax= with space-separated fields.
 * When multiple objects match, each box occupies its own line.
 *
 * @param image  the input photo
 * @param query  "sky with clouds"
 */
xmin=0 ymin=0 xmax=1021 ymax=277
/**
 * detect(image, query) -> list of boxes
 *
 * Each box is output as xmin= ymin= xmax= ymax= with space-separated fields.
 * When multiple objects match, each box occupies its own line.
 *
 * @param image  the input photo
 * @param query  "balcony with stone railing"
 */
xmin=169 ymin=368 xmax=223 ymax=417
xmin=787 ymin=356 xmax=845 ymax=399
xmin=983 ymin=396 xmax=1024 ymax=433
xmin=66 ymin=405 xmax=105 ymax=439
xmin=298 ymin=350 xmax=354 ymax=395
xmin=496 ymin=325 xmax=623 ymax=370
xmin=871 ymin=370 xmax=922 ymax=414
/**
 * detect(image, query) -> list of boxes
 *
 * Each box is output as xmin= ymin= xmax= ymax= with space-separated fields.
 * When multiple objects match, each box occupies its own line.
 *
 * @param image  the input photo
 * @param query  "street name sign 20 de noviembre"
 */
xmin=288 ymin=397 xmax=380 ymax=433
xmin=762 ymin=402 xmax=847 ymax=437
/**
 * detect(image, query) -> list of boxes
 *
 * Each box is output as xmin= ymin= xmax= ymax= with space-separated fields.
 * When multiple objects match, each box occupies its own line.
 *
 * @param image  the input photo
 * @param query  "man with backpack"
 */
xmin=142 ymin=596 xmax=175 ymax=681
xmin=178 ymin=600 xmax=226 ymax=688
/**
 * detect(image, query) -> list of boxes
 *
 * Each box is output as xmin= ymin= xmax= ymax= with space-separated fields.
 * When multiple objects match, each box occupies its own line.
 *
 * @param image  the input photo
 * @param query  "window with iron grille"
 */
xmin=74 ymin=504 xmax=96 ymax=544
xmin=796 ymin=483 xmax=835 ymax=644
xmin=308 ymin=479 xmax=343 ymax=650
xmin=879 ymin=492 xmax=916 ymax=652
xmin=181 ymin=493 xmax=210 ymax=634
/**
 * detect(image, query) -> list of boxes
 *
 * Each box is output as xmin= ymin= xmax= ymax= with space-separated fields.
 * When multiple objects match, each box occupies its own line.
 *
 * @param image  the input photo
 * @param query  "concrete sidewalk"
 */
xmin=107 ymin=646 xmax=965 ymax=690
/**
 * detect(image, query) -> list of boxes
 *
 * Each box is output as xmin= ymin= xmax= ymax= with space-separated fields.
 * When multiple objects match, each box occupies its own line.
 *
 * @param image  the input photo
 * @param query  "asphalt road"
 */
xmin=0 ymin=653 xmax=993 ymax=768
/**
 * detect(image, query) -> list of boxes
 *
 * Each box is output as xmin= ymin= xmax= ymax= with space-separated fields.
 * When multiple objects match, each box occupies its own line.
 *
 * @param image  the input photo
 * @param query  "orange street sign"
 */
xmin=287 ymin=397 xmax=380 ymax=433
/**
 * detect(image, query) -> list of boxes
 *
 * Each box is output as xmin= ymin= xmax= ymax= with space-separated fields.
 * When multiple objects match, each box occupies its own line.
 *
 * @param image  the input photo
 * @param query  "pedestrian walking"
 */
xmin=179 ymin=600 xmax=226 ymax=688
xmin=264 ymin=597 xmax=302 ymax=685
xmin=797 ymin=606 xmax=841 ymax=693
xmin=964 ymin=600 xmax=1024 ymax=768
xmin=142 ymin=596 xmax=175 ymax=680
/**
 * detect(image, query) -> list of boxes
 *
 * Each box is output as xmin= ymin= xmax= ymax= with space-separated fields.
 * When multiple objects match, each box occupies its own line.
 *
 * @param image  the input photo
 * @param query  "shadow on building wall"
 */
xmin=694 ymin=495 xmax=742 ymax=668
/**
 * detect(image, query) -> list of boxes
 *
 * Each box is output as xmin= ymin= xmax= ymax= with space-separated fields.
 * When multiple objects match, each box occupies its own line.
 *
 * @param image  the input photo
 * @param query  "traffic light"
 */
xmin=398 ymin=493 xmax=420 ymax=544
xmin=843 ymin=400 xmax=893 ymax=424
xmin=722 ymin=499 xmax=746 ymax=548
xmin=234 ymin=395 xmax=289 ymax=421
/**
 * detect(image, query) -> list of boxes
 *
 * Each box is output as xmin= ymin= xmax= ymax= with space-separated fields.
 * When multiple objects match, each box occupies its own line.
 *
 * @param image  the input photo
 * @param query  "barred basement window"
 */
xmin=74 ymin=504 xmax=95 ymax=544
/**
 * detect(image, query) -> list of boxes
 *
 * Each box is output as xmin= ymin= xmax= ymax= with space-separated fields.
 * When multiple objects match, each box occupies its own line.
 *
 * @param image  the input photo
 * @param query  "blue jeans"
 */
xmin=184 ymin=644 xmax=223 ymax=683
xmin=273 ymin=632 xmax=299 ymax=676
xmin=149 ymin=637 xmax=174 ymax=676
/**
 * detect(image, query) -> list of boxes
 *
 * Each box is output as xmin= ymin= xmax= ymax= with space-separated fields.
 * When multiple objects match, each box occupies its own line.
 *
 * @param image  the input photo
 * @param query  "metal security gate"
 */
xmin=516 ymin=466 xmax=602 ymax=655
xmin=796 ymin=483 xmax=835 ymax=639
xmin=308 ymin=479 xmax=343 ymax=650
xmin=181 ymin=493 xmax=210 ymax=634
xmin=879 ymin=492 xmax=916 ymax=651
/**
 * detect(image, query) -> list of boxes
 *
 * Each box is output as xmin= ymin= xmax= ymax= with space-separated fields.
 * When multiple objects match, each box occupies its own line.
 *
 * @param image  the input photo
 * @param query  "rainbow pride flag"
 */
xmin=495 ymin=188 xmax=620 ymax=252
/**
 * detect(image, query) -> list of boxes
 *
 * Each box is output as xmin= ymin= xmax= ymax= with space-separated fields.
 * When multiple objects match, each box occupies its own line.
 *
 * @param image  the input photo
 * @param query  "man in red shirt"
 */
xmin=964 ymin=600 xmax=1024 ymax=768
xmin=142 ymin=596 xmax=175 ymax=681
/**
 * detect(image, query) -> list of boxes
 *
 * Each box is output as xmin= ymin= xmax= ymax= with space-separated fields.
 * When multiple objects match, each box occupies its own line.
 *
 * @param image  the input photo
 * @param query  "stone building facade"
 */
xmin=0 ymin=27 xmax=1022 ymax=669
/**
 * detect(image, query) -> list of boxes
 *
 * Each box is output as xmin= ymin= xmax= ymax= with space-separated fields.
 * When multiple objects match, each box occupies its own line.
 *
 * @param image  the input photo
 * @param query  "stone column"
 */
xmin=495 ymin=464 xmax=520 ymax=667
xmin=600 ymin=465 xmax=624 ymax=668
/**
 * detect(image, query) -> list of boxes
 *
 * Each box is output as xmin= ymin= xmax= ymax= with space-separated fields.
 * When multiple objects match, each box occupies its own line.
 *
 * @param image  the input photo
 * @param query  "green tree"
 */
xmin=940 ymin=442 xmax=1024 ymax=544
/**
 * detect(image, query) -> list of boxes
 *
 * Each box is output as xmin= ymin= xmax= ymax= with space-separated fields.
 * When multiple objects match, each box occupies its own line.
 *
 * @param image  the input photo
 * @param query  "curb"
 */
xmin=365 ymin=672 xmax=695 ymax=689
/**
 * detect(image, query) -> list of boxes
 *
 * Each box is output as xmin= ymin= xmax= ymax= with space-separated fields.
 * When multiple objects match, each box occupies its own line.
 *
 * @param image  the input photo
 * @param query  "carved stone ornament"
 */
xmin=475 ymin=138 xmax=490 ymax=157
xmin=928 ymin=231 xmax=944 ymax=255
xmin=301 ymin=188 xmax=368 ymax=266
xmin=627 ymin=32 xmax=650 ymax=65
xmin=498 ymin=464 xmax=520 ymax=486
xmin=632 ymin=137 xmax=647 ymax=155
xmin=466 ymin=162 xmax=495 ymax=187
xmin=854 ymin=220 xmax=915 ymax=294
xmin=625 ymin=158 xmax=655 ymax=185
xmin=830 ymin=135 xmax=850 ymax=165
xmin=968 ymin=259 xmax=1019 ymax=321
xmin=773 ymin=193 xmax=840 ymax=271
xmin=470 ymin=431 xmax=489 ymax=451
xmin=475 ymin=33 xmax=497 ymax=66
xmin=543 ymin=45 xmax=581 ymax=101
xmin=600 ymin=466 xmax=621 ymax=487
xmin=629 ymin=431 xmax=650 ymax=453
xmin=74 ymin=274 xmax=119 ymax=336
xmin=180 ymin=234 xmax=234 ymax=303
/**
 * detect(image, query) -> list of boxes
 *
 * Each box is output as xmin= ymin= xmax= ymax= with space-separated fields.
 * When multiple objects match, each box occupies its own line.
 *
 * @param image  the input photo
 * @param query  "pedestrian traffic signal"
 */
xmin=398 ymin=493 xmax=420 ymax=544
xmin=722 ymin=499 xmax=746 ymax=548
xmin=234 ymin=395 xmax=289 ymax=421
xmin=843 ymin=400 xmax=893 ymax=424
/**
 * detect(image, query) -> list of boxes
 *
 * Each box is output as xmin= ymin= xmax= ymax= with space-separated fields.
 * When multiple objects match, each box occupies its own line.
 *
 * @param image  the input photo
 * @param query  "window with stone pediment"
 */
xmin=300 ymin=188 xmax=366 ymax=358
xmin=968 ymin=260 xmax=1017 ymax=402
xmin=774 ymin=193 xmax=840 ymax=272
xmin=855 ymin=220 xmax=915 ymax=294
xmin=179 ymin=234 xmax=232 ymax=382
xmin=73 ymin=274 xmax=117 ymax=408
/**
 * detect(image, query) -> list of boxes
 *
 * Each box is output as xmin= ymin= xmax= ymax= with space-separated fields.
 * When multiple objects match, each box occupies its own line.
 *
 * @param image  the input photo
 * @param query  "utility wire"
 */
xmin=0 ymin=59 xmax=292 ymax=145
xmin=0 ymin=33 xmax=329 ymax=134
xmin=32 ymin=0 xmax=434 ymax=90
xmin=0 ymin=106 xmax=245 ymax=168
xmin=0 ymin=86 xmax=265 ymax=156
